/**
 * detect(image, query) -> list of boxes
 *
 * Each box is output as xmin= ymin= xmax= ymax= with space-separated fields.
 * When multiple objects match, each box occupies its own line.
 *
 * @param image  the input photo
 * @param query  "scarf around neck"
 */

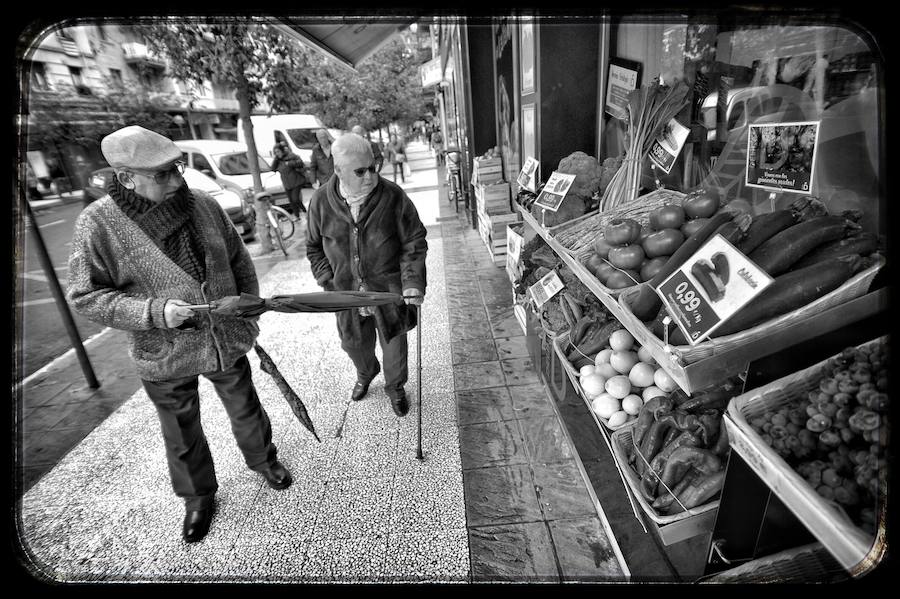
xmin=338 ymin=178 xmax=377 ymax=221
xmin=108 ymin=178 xmax=207 ymax=282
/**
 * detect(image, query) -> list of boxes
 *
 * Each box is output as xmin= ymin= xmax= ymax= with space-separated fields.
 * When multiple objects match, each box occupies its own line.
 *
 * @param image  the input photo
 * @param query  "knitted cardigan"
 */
xmin=66 ymin=190 xmax=260 ymax=381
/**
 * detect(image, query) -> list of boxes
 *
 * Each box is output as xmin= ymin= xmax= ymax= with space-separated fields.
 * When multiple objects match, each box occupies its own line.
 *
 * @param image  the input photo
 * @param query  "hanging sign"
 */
xmin=419 ymin=57 xmax=443 ymax=88
xmin=516 ymin=156 xmax=539 ymax=193
xmin=746 ymin=121 xmax=819 ymax=194
xmin=605 ymin=58 xmax=641 ymax=120
xmin=655 ymin=234 xmax=773 ymax=345
xmin=533 ymin=171 xmax=576 ymax=212
xmin=648 ymin=118 xmax=691 ymax=174
xmin=528 ymin=269 xmax=565 ymax=308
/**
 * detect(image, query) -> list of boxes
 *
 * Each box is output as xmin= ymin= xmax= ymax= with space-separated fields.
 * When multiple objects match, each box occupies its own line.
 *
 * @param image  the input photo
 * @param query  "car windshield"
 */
xmin=213 ymin=152 xmax=272 ymax=175
xmin=286 ymin=129 xmax=318 ymax=150
xmin=181 ymin=168 xmax=221 ymax=193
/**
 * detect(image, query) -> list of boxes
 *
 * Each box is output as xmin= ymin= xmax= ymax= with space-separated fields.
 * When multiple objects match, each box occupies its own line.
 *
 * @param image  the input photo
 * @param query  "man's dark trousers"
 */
xmin=339 ymin=314 xmax=408 ymax=396
xmin=141 ymin=355 xmax=278 ymax=511
xmin=287 ymin=186 xmax=305 ymax=215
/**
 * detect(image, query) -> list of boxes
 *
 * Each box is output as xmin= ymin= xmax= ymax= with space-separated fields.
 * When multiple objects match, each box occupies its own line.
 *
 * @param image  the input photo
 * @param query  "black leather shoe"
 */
xmin=351 ymin=362 xmax=381 ymax=401
xmin=258 ymin=460 xmax=293 ymax=490
xmin=182 ymin=505 xmax=215 ymax=543
xmin=388 ymin=388 xmax=410 ymax=417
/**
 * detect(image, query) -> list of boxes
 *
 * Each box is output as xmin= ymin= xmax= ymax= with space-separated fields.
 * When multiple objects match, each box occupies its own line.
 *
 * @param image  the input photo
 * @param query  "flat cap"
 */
xmin=101 ymin=125 xmax=182 ymax=170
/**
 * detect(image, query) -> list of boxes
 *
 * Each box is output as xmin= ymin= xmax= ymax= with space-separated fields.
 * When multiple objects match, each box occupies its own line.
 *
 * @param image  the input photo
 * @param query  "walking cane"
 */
xmin=416 ymin=304 xmax=424 ymax=460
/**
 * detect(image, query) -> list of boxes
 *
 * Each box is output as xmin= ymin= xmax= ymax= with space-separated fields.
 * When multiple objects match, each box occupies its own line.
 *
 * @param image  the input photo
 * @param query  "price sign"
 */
xmin=655 ymin=234 xmax=773 ymax=344
xmin=533 ymin=171 xmax=576 ymax=212
xmin=516 ymin=156 xmax=539 ymax=193
xmin=528 ymin=269 xmax=564 ymax=308
xmin=648 ymin=118 xmax=690 ymax=174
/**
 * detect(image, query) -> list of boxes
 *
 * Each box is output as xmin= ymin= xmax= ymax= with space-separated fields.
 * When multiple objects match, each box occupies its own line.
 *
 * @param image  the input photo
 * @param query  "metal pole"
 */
xmin=23 ymin=199 xmax=99 ymax=389
xmin=415 ymin=304 xmax=423 ymax=460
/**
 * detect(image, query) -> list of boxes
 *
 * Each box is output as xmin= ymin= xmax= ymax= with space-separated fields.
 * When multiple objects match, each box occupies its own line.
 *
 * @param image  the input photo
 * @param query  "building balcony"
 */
xmin=121 ymin=42 xmax=166 ymax=68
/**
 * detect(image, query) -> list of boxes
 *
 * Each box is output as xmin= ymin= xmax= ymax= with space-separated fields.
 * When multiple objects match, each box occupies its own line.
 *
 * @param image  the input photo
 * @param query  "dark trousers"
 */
xmin=286 ymin=186 xmax=305 ymax=215
xmin=391 ymin=162 xmax=405 ymax=183
xmin=141 ymin=355 xmax=277 ymax=511
xmin=339 ymin=315 xmax=408 ymax=396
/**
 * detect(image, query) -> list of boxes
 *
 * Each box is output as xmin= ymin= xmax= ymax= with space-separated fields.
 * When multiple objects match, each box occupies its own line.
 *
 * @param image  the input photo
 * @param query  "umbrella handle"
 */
xmin=416 ymin=304 xmax=423 ymax=460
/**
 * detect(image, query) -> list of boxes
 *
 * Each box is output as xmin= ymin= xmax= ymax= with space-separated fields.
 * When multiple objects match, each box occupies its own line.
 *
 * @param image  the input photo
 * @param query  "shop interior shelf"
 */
xmin=518 ymin=204 xmax=887 ymax=395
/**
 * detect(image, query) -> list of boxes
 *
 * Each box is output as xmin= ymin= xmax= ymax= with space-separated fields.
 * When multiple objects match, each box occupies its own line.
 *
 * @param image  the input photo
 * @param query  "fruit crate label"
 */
xmin=648 ymin=118 xmax=690 ymax=174
xmin=516 ymin=156 xmax=539 ymax=193
xmin=533 ymin=171 xmax=576 ymax=212
xmin=528 ymin=269 xmax=564 ymax=308
xmin=655 ymin=233 xmax=773 ymax=345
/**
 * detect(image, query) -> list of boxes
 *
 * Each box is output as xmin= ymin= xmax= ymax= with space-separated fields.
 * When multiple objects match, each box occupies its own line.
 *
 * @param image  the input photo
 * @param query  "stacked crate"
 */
xmin=471 ymin=156 xmax=503 ymax=185
xmin=474 ymin=181 xmax=519 ymax=264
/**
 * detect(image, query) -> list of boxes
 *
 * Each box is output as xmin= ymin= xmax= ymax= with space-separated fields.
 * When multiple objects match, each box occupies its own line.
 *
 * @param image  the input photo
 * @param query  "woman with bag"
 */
xmin=385 ymin=134 xmax=407 ymax=184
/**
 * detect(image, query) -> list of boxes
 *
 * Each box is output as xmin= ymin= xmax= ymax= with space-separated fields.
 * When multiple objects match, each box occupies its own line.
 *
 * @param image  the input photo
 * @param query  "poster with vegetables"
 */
xmin=534 ymin=171 xmax=576 ymax=212
xmin=655 ymin=233 xmax=773 ymax=344
xmin=746 ymin=121 xmax=819 ymax=194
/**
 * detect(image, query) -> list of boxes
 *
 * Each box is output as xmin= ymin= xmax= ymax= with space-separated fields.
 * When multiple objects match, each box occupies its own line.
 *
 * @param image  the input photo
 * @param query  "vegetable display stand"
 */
xmin=699 ymin=542 xmax=845 ymax=583
xmin=610 ymin=426 xmax=720 ymax=545
xmin=723 ymin=337 xmax=887 ymax=574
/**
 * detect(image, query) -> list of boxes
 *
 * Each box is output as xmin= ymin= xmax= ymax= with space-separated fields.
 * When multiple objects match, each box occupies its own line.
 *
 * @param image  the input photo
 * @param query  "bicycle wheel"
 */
xmin=267 ymin=209 xmax=288 ymax=256
xmin=269 ymin=205 xmax=295 ymax=240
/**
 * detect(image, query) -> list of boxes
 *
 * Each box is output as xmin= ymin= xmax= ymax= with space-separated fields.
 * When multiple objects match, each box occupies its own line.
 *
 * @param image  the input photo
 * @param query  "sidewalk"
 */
xmin=14 ymin=141 xmax=631 ymax=583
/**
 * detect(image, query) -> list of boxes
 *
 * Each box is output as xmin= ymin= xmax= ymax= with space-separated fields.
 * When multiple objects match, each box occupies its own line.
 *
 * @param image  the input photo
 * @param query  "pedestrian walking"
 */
xmin=307 ymin=129 xmax=335 ymax=189
xmin=351 ymin=125 xmax=384 ymax=173
xmin=65 ymin=125 xmax=293 ymax=544
xmin=385 ymin=133 xmax=408 ymax=184
xmin=270 ymin=141 xmax=307 ymax=218
xmin=430 ymin=128 xmax=444 ymax=166
xmin=306 ymin=133 xmax=427 ymax=417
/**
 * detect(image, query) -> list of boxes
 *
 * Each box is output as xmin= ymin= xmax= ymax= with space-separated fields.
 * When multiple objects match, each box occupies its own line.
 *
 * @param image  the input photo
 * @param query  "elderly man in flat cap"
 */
xmin=306 ymin=133 xmax=427 ymax=417
xmin=66 ymin=125 xmax=293 ymax=543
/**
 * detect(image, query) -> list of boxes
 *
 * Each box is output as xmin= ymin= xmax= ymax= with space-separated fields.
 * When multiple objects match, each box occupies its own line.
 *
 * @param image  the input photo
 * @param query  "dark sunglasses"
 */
xmin=352 ymin=164 xmax=378 ymax=177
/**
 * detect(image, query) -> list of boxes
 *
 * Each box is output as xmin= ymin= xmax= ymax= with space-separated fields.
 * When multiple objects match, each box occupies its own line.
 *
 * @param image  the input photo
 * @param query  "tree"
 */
xmin=136 ymin=18 xmax=315 ymax=252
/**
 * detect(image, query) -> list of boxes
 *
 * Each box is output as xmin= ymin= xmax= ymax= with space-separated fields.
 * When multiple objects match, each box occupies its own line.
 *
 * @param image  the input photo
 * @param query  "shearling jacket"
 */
xmin=66 ymin=190 xmax=260 ymax=381
xmin=306 ymin=174 xmax=427 ymax=345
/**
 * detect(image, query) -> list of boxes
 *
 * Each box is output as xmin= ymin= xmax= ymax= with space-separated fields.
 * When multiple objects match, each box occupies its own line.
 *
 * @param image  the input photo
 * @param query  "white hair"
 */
xmin=332 ymin=133 xmax=373 ymax=164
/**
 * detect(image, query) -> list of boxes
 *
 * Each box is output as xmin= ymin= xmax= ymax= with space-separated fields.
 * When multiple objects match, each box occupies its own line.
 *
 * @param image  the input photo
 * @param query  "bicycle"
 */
xmin=254 ymin=192 xmax=294 ymax=256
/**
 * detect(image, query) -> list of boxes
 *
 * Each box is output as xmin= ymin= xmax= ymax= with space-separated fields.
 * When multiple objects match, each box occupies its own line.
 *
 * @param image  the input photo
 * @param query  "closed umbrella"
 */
xmin=188 ymin=290 xmax=406 ymax=443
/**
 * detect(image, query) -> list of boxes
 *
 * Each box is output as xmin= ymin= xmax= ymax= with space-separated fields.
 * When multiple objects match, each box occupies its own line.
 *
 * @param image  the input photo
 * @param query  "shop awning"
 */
xmin=273 ymin=18 xmax=416 ymax=70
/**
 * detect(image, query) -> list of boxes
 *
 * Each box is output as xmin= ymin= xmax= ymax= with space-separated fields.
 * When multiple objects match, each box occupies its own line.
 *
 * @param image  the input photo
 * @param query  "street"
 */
xmin=17 ymin=199 xmax=291 ymax=381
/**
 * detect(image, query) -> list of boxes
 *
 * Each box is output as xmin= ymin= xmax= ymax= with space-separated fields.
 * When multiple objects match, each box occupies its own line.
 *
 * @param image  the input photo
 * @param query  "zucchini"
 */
xmin=736 ymin=210 xmax=797 ymax=255
xmin=628 ymin=210 xmax=736 ymax=321
xmin=749 ymin=215 xmax=857 ymax=276
xmin=669 ymin=256 xmax=864 ymax=345
xmin=792 ymin=233 xmax=879 ymax=269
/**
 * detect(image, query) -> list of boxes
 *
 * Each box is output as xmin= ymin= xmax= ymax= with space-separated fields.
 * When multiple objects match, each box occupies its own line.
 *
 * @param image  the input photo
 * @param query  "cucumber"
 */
xmin=668 ymin=256 xmax=864 ymax=345
xmin=749 ymin=215 xmax=856 ymax=276
xmin=628 ymin=210 xmax=736 ymax=321
xmin=736 ymin=210 xmax=797 ymax=255
xmin=792 ymin=233 xmax=879 ymax=269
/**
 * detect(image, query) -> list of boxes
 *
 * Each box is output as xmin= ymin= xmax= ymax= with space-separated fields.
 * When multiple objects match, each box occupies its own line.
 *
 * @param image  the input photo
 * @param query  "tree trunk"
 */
xmin=235 ymin=76 xmax=272 ymax=252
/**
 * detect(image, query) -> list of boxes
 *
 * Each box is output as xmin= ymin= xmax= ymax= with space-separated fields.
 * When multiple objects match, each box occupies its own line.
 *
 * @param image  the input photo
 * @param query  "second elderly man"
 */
xmin=306 ymin=133 xmax=427 ymax=417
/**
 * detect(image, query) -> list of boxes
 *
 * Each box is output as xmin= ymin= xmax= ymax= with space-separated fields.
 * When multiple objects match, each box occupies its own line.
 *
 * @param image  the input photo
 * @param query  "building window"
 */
xmin=109 ymin=68 xmax=123 ymax=87
xmin=69 ymin=66 xmax=92 ymax=95
xmin=29 ymin=61 xmax=48 ymax=90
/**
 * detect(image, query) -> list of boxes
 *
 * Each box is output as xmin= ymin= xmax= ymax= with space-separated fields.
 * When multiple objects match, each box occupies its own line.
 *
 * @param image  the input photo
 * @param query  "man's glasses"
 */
xmin=132 ymin=161 xmax=186 ymax=184
xmin=352 ymin=164 xmax=378 ymax=178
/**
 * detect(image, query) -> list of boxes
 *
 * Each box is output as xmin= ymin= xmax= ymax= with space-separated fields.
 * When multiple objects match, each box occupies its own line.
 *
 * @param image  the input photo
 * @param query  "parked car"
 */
xmin=237 ymin=113 xmax=325 ymax=164
xmin=81 ymin=166 xmax=256 ymax=240
xmin=174 ymin=139 xmax=289 ymax=208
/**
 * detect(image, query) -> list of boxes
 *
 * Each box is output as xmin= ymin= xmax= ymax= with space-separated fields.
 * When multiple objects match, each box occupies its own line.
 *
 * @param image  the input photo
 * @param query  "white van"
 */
xmin=238 ymin=114 xmax=326 ymax=164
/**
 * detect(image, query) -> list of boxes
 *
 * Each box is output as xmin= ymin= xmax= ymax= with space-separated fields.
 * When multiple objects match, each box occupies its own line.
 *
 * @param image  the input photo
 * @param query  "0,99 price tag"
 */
xmin=655 ymin=234 xmax=773 ymax=345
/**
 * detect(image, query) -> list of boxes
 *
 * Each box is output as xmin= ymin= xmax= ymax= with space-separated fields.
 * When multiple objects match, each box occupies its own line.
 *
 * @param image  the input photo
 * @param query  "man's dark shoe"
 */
xmin=182 ymin=505 xmax=215 ymax=543
xmin=351 ymin=362 xmax=381 ymax=401
xmin=258 ymin=460 xmax=293 ymax=490
xmin=388 ymin=388 xmax=410 ymax=417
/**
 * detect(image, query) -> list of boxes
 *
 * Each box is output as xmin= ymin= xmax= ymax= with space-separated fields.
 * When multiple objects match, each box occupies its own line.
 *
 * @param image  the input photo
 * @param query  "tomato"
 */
xmin=591 ymin=235 xmax=615 ymax=259
xmin=642 ymin=228 xmax=685 ymax=258
xmin=649 ymin=205 xmax=686 ymax=230
xmin=637 ymin=225 xmax=654 ymax=244
xmin=640 ymin=256 xmax=669 ymax=281
xmin=606 ymin=269 xmax=641 ymax=289
xmin=681 ymin=218 xmax=709 ymax=238
xmin=585 ymin=253 xmax=607 ymax=277
xmin=608 ymin=244 xmax=645 ymax=270
xmin=682 ymin=191 xmax=720 ymax=219
xmin=604 ymin=218 xmax=641 ymax=245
